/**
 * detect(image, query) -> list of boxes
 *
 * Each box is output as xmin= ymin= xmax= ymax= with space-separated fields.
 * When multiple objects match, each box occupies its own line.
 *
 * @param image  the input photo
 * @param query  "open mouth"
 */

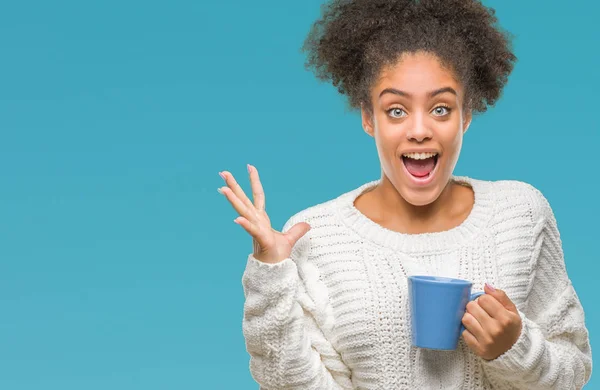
xmin=401 ymin=152 xmax=439 ymax=180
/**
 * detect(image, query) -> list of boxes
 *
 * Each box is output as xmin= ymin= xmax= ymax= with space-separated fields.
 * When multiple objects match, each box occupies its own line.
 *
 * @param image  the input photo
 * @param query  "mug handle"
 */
xmin=460 ymin=291 xmax=485 ymax=335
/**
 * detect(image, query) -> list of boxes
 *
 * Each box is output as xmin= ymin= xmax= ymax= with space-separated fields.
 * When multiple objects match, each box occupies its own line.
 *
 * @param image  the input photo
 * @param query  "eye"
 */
xmin=387 ymin=107 xmax=407 ymax=119
xmin=432 ymin=105 xmax=451 ymax=116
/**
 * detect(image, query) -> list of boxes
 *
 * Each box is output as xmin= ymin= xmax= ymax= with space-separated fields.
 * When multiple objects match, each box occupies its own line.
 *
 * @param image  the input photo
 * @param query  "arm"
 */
xmin=481 ymin=188 xmax=593 ymax=389
xmin=241 ymin=216 xmax=353 ymax=390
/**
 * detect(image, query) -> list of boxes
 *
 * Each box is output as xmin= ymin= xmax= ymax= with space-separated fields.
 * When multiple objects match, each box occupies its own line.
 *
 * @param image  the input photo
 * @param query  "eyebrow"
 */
xmin=378 ymin=87 xmax=457 ymax=99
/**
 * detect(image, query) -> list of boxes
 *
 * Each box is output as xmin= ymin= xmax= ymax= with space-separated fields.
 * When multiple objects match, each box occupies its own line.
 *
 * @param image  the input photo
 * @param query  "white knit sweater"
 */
xmin=241 ymin=176 xmax=593 ymax=389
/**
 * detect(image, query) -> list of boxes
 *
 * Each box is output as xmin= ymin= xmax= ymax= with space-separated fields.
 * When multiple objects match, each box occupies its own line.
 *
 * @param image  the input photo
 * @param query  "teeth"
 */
xmin=402 ymin=152 xmax=438 ymax=160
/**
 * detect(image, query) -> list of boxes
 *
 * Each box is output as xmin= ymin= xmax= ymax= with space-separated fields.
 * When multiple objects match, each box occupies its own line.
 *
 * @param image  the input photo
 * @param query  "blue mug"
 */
xmin=407 ymin=275 xmax=485 ymax=350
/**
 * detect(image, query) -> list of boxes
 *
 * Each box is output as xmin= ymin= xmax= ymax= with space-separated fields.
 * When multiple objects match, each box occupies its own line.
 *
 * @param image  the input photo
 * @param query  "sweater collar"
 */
xmin=335 ymin=175 xmax=495 ymax=253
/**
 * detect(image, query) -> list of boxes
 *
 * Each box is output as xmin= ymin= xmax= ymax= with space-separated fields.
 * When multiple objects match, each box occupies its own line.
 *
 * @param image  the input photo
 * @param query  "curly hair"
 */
xmin=301 ymin=0 xmax=517 ymax=116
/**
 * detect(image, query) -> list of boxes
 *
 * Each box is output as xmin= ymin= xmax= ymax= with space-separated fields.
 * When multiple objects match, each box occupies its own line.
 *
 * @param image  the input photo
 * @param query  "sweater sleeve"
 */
xmin=480 ymin=187 xmax=593 ymax=389
xmin=241 ymin=215 xmax=353 ymax=390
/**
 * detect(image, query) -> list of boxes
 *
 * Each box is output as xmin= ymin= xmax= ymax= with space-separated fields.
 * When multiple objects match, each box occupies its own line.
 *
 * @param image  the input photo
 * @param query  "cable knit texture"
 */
xmin=241 ymin=176 xmax=592 ymax=389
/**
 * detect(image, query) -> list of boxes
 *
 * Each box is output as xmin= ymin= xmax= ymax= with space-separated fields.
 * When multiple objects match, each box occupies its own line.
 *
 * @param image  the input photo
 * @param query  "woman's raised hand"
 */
xmin=218 ymin=164 xmax=311 ymax=264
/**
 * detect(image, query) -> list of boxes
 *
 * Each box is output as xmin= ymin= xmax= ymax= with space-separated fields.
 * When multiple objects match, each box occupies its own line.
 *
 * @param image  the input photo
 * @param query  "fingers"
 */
xmin=218 ymin=184 xmax=257 ymax=224
xmin=220 ymin=170 xmax=256 ymax=212
xmin=462 ymin=312 xmax=485 ymax=342
xmin=284 ymin=222 xmax=311 ymax=246
xmin=476 ymin=293 xmax=507 ymax=320
xmin=233 ymin=216 xmax=265 ymax=247
xmin=247 ymin=164 xmax=266 ymax=211
xmin=484 ymin=284 xmax=518 ymax=313
xmin=464 ymin=300 xmax=494 ymax=342
xmin=462 ymin=328 xmax=478 ymax=350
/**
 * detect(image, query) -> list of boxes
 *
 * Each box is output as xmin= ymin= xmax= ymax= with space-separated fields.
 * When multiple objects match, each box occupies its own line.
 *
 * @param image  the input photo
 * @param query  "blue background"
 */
xmin=0 ymin=0 xmax=597 ymax=388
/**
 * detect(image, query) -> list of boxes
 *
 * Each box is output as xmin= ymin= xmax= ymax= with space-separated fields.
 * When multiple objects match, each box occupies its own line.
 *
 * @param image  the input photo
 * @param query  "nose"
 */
xmin=406 ymin=115 xmax=433 ymax=142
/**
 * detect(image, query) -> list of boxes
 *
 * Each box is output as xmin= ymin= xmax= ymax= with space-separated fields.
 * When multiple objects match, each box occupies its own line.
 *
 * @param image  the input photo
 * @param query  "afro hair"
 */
xmin=301 ymin=0 xmax=517 ymax=116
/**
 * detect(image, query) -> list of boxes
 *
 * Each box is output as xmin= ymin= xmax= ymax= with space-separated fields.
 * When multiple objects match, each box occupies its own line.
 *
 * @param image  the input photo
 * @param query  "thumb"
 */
xmin=484 ymin=283 xmax=518 ymax=313
xmin=284 ymin=222 xmax=311 ymax=246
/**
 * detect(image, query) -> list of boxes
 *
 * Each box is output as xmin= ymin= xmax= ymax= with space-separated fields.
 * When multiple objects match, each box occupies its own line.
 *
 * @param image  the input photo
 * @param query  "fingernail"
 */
xmin=217 ymin=187 xmax=224 ymax=194
xmin=219 ymin=171 xmax=226 ymax=180
xmin=247 ymin=164 xmax=252 ymax=173
xmin=485 ymin=283 xmax=496 ymax=292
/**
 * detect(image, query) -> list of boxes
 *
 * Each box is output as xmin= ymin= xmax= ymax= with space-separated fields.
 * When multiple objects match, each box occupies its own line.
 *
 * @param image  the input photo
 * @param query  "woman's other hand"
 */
xmin=218 ymin=164 xmax=311 ymax=264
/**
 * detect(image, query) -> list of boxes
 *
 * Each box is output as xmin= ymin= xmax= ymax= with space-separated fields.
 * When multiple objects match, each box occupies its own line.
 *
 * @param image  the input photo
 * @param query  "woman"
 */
xmin=218 ymin=0 xmax=592 ymax=388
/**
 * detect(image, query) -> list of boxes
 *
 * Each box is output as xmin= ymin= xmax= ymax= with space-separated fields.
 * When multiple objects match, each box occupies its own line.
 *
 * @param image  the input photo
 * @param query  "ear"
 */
xmin=361 ymin=102 xmax=374 ymax=137
xmin=462 ymin=109 xmax=472 ymax=135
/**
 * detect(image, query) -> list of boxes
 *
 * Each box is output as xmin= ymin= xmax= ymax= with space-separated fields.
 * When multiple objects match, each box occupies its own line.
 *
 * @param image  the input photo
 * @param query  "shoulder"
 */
xmin=476 ymin=177 xmax=553 ymax=226
xmin=277 ymin=187 xmax=355 ymax=266
xmin=281 ymin=196 xmax=341 ymax=234
xmin=281 ymin=180 xmax=374 ymax=233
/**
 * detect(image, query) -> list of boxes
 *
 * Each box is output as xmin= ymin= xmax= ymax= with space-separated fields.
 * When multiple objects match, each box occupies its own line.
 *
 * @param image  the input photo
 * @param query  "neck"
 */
xmin=372 ymin=174 xmax=456 ymax=226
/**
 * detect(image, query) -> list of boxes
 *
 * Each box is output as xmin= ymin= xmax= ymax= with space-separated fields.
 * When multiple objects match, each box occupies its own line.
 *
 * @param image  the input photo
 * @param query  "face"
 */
xmin=361 ymin=51 xmax=472 ymax=207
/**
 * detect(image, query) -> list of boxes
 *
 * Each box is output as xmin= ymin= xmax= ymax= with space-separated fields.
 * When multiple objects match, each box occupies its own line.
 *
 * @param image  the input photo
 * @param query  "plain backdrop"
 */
xmin=0 ymin=0 xmax=597 ymax=388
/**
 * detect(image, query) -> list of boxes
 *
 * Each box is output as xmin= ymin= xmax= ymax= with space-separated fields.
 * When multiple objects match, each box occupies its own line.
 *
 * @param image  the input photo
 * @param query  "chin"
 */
xmin=400 ymin=185 xmax=444 ymax=207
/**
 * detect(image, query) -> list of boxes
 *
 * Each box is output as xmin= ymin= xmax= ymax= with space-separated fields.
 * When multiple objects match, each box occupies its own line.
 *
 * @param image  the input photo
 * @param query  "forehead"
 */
xmin=374 ymin=51 xmax=462 ymax=96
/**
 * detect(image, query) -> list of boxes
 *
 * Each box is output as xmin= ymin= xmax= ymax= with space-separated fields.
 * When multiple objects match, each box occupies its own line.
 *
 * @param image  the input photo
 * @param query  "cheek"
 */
xmin=440 ymin=121 xmax=464 ymax=153
xmin=375 ymin=124 xmax=405 ymax=151
xmin=451 ymin=130 xmax=463 ymax=152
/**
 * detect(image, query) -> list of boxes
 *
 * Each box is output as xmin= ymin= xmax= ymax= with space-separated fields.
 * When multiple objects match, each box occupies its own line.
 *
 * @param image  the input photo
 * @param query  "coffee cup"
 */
xmin=407 ymin=275 xmax=485 ymax=350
